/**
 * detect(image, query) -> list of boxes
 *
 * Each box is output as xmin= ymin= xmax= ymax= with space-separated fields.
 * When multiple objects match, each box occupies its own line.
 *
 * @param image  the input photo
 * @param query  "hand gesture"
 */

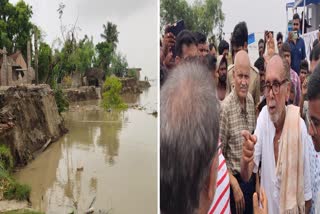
xmin=241 ymin=130 xmax=257 ymax=164
xmin=253 ymin=188 xmax=268 ymax=214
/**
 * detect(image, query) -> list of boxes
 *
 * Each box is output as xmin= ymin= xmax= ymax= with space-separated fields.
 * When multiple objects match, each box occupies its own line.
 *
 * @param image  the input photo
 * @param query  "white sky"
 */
xmin=9 ymin=0 xmax=158 ymax=79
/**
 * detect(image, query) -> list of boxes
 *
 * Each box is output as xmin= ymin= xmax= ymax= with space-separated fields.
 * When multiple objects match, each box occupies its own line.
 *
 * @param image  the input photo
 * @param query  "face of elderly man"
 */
xmin=264 ymin=55 xmax=290 ymax=124
xmin=233 ymin=50 xmax=250 ymax=101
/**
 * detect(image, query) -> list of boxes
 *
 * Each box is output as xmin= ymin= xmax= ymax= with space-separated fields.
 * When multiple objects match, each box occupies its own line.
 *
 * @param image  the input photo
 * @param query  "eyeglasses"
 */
xmin=263 ymin=79 xmax=288 ymax=96
xmin=293 ymin=23 xmax=299 ymax=26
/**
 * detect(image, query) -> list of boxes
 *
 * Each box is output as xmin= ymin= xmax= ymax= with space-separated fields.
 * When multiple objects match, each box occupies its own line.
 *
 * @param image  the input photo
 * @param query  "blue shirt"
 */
xmin=289 ymin=37 xmax=306 ymax=75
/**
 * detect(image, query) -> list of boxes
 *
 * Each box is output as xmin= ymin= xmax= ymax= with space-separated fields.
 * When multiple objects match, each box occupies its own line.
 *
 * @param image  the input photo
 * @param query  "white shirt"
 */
xmin=253 ymin=106 xmax=312 ymax=214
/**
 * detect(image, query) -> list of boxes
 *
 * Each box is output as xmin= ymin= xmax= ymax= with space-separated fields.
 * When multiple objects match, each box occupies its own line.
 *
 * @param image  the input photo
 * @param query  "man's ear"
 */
xmin=244 ymin=42 xmax=248 ymax=51
xmin=207 ymin=154 xmax=219 ymax=201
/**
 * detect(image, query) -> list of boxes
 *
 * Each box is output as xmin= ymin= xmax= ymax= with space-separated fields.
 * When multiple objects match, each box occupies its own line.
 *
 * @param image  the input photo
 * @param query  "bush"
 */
xmin=4 ymin=182 xmax=31 ymax=201
xmin=53 ymin=87 xmax=69 ymax=114
xmin=102 ymin=76 xmax=127 ymax=110
xmin=127 ymin=69 xmax=137 ymax=79
xmin=61 ymin=75 xmax=72 ymax=88
xmin=0 ymin=145 xmax=13 ymax=171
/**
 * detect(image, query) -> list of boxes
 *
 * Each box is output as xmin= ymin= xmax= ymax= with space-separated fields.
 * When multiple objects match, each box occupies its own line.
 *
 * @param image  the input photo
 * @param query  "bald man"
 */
xmin=220 ymin=50 xmax=256 ymax=214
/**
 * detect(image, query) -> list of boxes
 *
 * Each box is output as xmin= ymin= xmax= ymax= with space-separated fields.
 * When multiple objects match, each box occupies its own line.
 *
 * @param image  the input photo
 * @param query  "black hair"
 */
xmin=277 ymin=32 xmax=283 ymax=42
xmin=175 ymin=30 xmax=197 ymax=58
xmin=218 ymin=40 xmax=229 ymax=55
xmin=254 ymin=57 xmax=265 ymax=73
xmin=194 ymin=32 xmax=207 ymax=45
xmin=300 ymin=59 xmax=309 ymax=72
xmin=258 ymin=39 xmax=264 ymax=45
xmin=307 ymin=63 xmax=320 ymax=100
xmin=209 ymin=43 xmax=216 ymax=51
xmin=311 ymin=44 xmax=320 ymax=62
xmin=293 ymin=13 xmax=300 ymax=20
xmin=231 ymin=22 xmax=248 ymax=48
xmin=204 ymin=54 xmax=217 ymax=71
xmin=281 ymin=42 xmax=291 ymax=54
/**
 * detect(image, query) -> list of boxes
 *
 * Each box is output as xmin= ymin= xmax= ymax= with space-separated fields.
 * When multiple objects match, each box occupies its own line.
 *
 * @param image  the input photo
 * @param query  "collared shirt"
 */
xmin=307 ymin=136 xmax=320 ymax=214
xmin=289 ymin=37 xmax=306 ymax=75
xmin=290 ymin=68 xmax=301 ymax=106
xmin=208 ymin=148 xmax=230 ymax=214
xmin=253 ymin=106 xmax=312 ymax=214
xmin=220 ymin=90 xmax=256 ymax=174
xmin=226 ymin=64 xmax=260 ymax=106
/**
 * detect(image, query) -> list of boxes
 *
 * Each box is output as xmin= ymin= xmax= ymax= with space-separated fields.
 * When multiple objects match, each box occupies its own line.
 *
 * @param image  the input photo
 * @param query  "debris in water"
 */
xmin=85 ymin=207 xmax=94 ymax=214
xmin=76 ymin=166 xmax=84 ymax=171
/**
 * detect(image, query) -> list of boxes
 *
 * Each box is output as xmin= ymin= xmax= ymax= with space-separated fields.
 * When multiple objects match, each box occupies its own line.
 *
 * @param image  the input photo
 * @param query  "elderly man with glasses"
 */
xmin=240 ymin=54 xmax=312 ymax=214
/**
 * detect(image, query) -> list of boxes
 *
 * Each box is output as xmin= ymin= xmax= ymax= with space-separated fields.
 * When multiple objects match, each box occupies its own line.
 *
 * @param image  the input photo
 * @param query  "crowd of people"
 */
xmin=160 ymin=13 xmax=320 ymax=214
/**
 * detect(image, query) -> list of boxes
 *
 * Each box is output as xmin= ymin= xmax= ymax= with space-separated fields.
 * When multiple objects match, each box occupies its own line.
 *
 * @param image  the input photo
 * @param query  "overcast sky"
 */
xmin=9 ymin=0 xmax=158 ymax=79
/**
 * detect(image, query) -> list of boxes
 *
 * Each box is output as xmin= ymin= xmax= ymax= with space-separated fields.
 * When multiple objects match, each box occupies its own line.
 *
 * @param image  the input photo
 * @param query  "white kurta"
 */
xmin=253 ymin=106 xmax=312 ymax=214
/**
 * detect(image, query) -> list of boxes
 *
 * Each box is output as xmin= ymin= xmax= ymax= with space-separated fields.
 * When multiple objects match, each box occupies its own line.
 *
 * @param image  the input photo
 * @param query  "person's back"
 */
xmin=160 ymin=59 xmax=221 ymax=214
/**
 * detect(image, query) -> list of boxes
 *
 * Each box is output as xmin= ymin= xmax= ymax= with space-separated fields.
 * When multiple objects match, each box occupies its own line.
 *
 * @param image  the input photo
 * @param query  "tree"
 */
xmin=38 ymin=42 xmax=52 ymax=83
xmin=109 ymin=52 xmax=128 ymax=77
xmin=95 ymin=41 xmax=113 ymax=74
xmin=95 ymin=22 xmax=119 ymax=74
xmin=0 ymin=0 xmax=33 ymax=56
xmin=160 ymin=0 xmax=224 ymax=37
xmin=100 ymin=22 xmax=119 ymax=50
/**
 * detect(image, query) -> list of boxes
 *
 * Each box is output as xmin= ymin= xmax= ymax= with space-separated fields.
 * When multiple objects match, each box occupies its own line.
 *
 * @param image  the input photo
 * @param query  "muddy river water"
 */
xmin=14 ymin=83 xmax=157 ymax=214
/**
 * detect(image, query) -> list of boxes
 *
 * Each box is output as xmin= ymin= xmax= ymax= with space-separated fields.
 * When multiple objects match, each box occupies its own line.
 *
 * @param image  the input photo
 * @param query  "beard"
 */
xmin=219 ymin=74 xmax=227 ymax=84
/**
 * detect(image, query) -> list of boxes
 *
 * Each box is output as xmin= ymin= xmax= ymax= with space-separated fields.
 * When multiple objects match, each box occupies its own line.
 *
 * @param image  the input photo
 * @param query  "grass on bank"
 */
xmin=0 ymin=145 xmax=31 ymax=201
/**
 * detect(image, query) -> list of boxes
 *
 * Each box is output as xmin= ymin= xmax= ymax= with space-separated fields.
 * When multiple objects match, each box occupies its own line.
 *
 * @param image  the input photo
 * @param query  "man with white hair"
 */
xmin=240 ymin=54 xmax=312 ymax=213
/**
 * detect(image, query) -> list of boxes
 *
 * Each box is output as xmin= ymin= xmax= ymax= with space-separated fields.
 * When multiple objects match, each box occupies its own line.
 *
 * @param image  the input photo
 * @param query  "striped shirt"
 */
xmin=208 ymin=148 xmax=231 ymax=214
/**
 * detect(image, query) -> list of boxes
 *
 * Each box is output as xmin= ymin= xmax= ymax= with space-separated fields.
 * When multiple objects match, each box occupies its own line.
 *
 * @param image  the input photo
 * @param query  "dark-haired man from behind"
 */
xmin=310 ymin=44 xmax=320 ymax=72
xmin=194 ymin=32 xmax=209 ymax=56
xmin=174 ymin=30 xmax=198 ymax=64
xmin=306 ymin=62 xmax=320 ymax=213
xmin=226 ymin=21 xmax=260 ymax=106
xmin=288 ymin=13 xmax=306 ymax=75
xmin=219 ymin=40 xmax=230 ymax=58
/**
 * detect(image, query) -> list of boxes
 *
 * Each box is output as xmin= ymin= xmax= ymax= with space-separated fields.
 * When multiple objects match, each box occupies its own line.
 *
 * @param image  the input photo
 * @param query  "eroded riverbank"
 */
xmin=13 ymin=84 xmax=157 ymax=213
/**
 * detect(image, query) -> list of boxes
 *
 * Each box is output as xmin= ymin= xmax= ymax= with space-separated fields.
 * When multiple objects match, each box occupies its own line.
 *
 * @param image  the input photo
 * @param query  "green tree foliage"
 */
xmin=110 ymin=52 xmax=128 ymax=77
xmin=38 ymin=42 xmax=52 ymax=83
xmin=102 ymin=76 xmax=127 ymax=110
xmin=127 ymin=69 xmax=138 ymax=79
xmin=0 ymin=0 xmax=33 ymax=55
xmin=96 ymin=22 xmax=119 ymax=74
xmin=100 ymin=22 xmax=119 ymax=49
xmin=160 ymin=0 xmax=224 ymax=36
xmin=95 ymin=41 xmax=113 ymax=74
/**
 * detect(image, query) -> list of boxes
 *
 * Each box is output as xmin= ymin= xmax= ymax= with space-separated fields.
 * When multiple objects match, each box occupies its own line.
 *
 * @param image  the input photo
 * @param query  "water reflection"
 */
xmin=14 ymin=93 xmax=157 ymax=213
